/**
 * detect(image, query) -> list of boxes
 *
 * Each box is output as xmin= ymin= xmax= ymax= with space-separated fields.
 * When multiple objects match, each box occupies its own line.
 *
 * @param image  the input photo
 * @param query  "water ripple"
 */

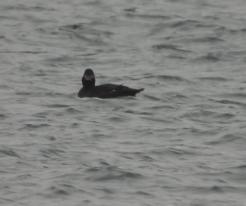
xmin=0 ymin=147 xmax=20 ymax=158
xmin=86 ymin=165 xmax=143 ymax=182
xmin=152 ymin=44 xmax=191 ymax=53
xmin=206 ymin=134 xmax=246 ymax=145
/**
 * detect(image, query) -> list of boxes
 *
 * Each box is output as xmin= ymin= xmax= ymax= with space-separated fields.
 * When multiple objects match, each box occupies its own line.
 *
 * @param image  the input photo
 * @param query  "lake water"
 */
xmin=1 ymin=0 xmax=246 ymax=205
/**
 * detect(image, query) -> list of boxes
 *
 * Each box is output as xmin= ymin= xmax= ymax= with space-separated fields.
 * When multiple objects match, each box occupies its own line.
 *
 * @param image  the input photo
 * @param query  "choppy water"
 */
xmin=1 ymin=0 xmax=246 ymax=205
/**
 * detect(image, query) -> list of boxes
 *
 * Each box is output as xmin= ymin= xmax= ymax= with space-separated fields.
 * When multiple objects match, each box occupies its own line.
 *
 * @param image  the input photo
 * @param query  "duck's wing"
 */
xmin=95 ymin=84 xmax=144 ymax=98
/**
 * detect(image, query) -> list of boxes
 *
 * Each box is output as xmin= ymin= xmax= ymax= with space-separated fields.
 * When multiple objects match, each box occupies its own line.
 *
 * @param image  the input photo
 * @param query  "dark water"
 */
xmin=1 ymin=0 xmax=246 ymax=205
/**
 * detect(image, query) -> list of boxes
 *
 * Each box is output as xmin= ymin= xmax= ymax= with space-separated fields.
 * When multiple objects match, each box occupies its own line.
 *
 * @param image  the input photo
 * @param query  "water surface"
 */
xmin=1 ymin=0 xmax=246 ymax=205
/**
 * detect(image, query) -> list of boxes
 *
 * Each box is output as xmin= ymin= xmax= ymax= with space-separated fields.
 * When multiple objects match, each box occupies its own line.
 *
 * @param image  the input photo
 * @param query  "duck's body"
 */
xmin=78 ymin=84 xmax=144 ymax=98
xmin=78 ymin=69 xmax=144 ymax=98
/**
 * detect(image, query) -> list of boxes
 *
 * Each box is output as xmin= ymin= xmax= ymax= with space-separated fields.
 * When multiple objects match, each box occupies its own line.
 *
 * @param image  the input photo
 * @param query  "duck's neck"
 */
xmin=82 ymin=80 xmax=95 ymax=90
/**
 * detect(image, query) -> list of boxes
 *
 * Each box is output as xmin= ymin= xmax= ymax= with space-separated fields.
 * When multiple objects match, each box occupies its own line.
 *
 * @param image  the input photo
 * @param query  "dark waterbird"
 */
xmin=78 ymin=68 xmax=144 ymax=98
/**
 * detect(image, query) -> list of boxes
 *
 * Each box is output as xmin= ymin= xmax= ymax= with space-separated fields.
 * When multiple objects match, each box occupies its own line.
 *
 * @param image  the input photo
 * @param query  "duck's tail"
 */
xmin=134 ymin=88 xmax=144 ymax=95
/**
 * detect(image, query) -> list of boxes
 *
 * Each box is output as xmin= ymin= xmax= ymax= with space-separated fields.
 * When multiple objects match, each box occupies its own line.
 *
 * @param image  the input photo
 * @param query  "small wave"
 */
xmin=123 ymin=7 xmax=137 ymax=13
xmin=166 ymin=147 xmax=201 ymax=156
xmin=182 ymin=185 xmax=242 ymax=194
xmin=31 ymin=91 xmax=66 ymax=98
xmin=15 ymin=91 xmax=32 ymax=96
xmin=142 ymin=116 xmax=172 ymax=124
xmin=152 ymin=44 xmax=191 ymax=53
xmin=193 ymin=53 xmax=221 ymax=63
xmin=0 ymin=13 xmax=19 ymax=21
xmin=45 ymin=184 xmax=85 ymax=198
xmin=65 ymin=107 xmax=81 ymax=114
xmin=143 ymin=73 xmax=189 ymax=82
xmin=167 ymin=54 xmax=186 ymax=59
xmin=40 ymin=148 xmax=65 ymax=158
xmin=0 ymin=50 xmax=46 ymax=54
xmin=21 ymin=123 xmax=50 ymax=130
xmin=93 ymin=171 xmax=142 ymax=181
xmin=215 ymin=113 xmax=235 ymax=119
xmin=86 ymin=165 xmax=143 ymax=181
xmin=169 ymin=19 xmax=200 ymax=27
xmin=124 ymin=109 xmax=153 ymax=115
xmin=45 ymin=104 xmax=70 ymax=108
xmin=44 ymin=55 xmax=79 ymax=66
xmin=0 ymin=147 xmax=20 ymax=158
xmin=198 ymin=76 xmax=229 ymax=82
xmin=229 ymin=164 xmax=246 ymax=170
xmin=147 ymin=105 xmax=176 ymax=110
xmin=167 ymin=19 xmax=213 ymax=29
xmin=3 ymin=4 xmax=55 ymax=12
xmin=45 ymin=136 xmax=56 ymax=141
xmin=135 ymin=191 xmax=155 ymax=197
xmin=206 ymin=134 xmax=246 ymax=145
xmin=182 ymin=110 xmax=214 ymax=118
xmin=223 ymin=27 xmax=246 ymax=34
xmin=59 ymin=23 xmax=113 ymax=44
xmin=49 ymin=186 xmax=69 ymax=196
xmin=158 ymin=75 xmax=189 ymax=82
xmin=237 ymin=165 xmax=246 ymax=169
xmin=143 ymin=94 xmax=163 ymax=101
xmin=181 ymin=109 xmax=235 ymax=124
xmin=0 ymin=114 xmax=7 ymax=120
xmin=95 ymin=187 xmax=115 ymax=194
xmin=0 ymin=84 xmax=10 ymax=89
xmin=213 ymin=99 xmax=246 ymax=107
xmin=152 ymin=147 xmax=202 ymax=156
xmin=191 ymin=36 xmax=224 ymax=43
xmin=126 ymin=13 xmax=171 ymax=21
xmin=220 ymin=92 xmax=246 ymax=99
xmin=33 ymin=112 xmax=49 ymax=118
xmin=107 ymin=116 xmax=126 ymax=122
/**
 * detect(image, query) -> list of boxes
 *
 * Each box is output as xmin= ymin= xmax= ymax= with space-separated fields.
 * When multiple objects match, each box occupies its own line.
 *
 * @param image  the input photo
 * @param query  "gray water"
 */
xmin=1 ymin=0 xmax=246 ymax=205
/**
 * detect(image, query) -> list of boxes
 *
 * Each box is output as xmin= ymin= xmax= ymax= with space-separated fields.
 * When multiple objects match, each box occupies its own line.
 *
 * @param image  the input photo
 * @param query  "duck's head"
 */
xmin=82 ymin=68 xmax=95 ymax=89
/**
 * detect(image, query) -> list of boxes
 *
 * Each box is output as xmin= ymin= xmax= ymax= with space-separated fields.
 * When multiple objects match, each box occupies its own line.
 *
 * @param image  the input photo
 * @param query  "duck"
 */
xmin=78 ymin=68 xmax=144 ymax=98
